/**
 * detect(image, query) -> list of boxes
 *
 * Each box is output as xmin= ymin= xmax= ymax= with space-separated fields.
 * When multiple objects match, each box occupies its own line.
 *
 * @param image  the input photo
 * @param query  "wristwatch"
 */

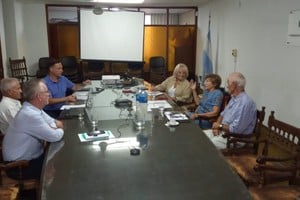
xmin=218 ymin=124 xmax=223 ymax=130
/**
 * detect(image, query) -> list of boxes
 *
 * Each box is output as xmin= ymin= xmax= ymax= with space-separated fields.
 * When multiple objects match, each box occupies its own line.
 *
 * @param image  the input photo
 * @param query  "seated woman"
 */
xmin=187 ymin=74 xmax=223 ymax=129
xmin=152 ymin=63 xmax=192 ymax=104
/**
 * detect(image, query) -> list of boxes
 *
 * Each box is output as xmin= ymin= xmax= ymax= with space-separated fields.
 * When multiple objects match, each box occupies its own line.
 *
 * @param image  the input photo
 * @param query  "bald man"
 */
xmin=0 ymin=78 xmax=22 ymax=134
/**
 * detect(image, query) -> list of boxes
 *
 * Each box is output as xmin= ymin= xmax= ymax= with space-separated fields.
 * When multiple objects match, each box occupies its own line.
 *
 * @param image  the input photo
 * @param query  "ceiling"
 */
xmin=19 ymin=0 xmax=209 ymax=7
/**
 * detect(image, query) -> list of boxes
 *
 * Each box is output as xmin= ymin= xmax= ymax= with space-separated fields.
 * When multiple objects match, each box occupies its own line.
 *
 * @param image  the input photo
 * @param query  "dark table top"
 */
xmin=40 ymin=85 xmax=250 ymax=200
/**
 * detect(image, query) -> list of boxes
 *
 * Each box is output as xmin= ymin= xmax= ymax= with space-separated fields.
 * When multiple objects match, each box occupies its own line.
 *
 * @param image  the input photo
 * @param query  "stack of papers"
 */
xmin=164 ymin=111 xmax=189 ymax=121
xmin=73 ymin=91 xmax=89 ymax=100
xmin=78 ymin=130 xmax=114 ymax=142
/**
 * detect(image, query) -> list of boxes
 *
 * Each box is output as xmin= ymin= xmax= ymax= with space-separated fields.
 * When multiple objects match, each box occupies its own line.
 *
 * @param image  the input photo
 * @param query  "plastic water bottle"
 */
xmin=135 ymin=88 xmax=148 ymax=129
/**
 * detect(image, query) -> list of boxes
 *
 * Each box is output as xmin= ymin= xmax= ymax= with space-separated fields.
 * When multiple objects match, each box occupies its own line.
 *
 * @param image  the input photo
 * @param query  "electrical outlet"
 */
xmin=232 ymin=49 xmax=238 ymax=57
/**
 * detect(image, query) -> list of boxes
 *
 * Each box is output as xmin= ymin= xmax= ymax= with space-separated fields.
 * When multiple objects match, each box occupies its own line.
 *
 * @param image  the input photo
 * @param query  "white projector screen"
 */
xmin=80 ymin=10 xmax=144 ymax=62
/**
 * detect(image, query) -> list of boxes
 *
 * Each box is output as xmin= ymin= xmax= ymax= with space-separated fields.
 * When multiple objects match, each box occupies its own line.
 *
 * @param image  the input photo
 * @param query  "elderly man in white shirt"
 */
xmin=3 ymin=79 xmax=64 ymax=180
xmin=0 ymin=78 xmax=22 ymax=134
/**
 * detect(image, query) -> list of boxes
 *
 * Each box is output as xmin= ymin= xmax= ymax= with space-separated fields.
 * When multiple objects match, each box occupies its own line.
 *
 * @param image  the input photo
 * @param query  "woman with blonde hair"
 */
xmin=153 ymin=63 xmax=192 ymax=103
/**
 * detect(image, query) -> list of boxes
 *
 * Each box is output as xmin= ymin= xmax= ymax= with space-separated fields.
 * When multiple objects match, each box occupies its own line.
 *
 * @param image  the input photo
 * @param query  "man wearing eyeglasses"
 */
xmin=2 ymin=79 xmax=64 ymax=180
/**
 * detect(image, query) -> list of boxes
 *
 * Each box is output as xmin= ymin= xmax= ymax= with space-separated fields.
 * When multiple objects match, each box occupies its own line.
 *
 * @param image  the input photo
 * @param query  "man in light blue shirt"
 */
xmin=204 ymin=72 xmax=257 ymax=149
xmin=3 ymin=79 xmax=64 ymax=180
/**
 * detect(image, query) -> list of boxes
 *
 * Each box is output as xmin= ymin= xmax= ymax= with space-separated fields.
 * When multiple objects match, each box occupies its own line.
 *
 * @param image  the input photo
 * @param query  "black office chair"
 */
xmin=149 ymin=56 xmax=167 ymax=85
xmin=36 ymin=57 xmax=55 ymax=78
xmin=82 ymin=60 xmax=105 ymax=80
xmin=61 ymin=56 xmax=81 ymax=83
xmin=128 ymin=62 xmax=144 ymax=78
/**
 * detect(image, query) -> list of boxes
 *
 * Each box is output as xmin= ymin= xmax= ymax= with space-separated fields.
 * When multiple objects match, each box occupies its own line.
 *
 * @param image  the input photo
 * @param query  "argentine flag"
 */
xmin=202 ymin=16 xmax=213 ymax=84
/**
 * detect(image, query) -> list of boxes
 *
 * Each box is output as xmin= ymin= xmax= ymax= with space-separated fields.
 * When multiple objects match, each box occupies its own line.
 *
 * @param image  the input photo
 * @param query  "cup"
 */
xmin=169 ymin=118 xmax=177 ymax=126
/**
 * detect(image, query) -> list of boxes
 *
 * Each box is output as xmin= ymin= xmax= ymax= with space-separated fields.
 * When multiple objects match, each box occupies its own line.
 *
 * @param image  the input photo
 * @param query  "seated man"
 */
xmin=2 ymin=79 xmax=64 ymax=180
xmin=43 ymin=59 xmax=91 ymax=118
xmin=204 ymin=72 xmax=257 ymax=149
xmin=0 ymin=78 xmax=22 ymax=135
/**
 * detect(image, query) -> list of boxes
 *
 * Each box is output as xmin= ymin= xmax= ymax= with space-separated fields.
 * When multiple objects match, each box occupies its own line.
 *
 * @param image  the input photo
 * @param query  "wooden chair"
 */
xmin=222 ymin=106 xmax=266 ymax=155
xmin=249 ymin=185 xmax=300 ymax=200
xmin=0 ymin=186 xmax=19 ymax=200
xmin=225 ymin=111 xmax=300 ymax=187
xmin=0 ymin=140 xmax=40 ymax=200
xmin=9 ymin=56 xmax=36 ymax=83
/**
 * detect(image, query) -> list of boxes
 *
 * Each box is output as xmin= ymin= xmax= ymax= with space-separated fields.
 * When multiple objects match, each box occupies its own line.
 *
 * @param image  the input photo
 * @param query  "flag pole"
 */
xmin=202 ymin=11 xmax=213 ymax=85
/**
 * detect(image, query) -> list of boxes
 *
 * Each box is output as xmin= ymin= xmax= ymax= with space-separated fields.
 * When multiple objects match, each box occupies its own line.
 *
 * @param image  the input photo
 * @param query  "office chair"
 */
xmin=82 ymin=60 xmax=105 ymax=80
xmin=225 ymin=110 xmax=300 ymax=187
xmin=149 ymin=56 xmax=167 ymax=85
xmin=0 ymin=136 xmax=40 ymax=199
xmin=128 ymin=62 xmax=144 ymax=78
xmin=36 ymin=57 xmax=55 ymax=78
xmin=61 ymin=56 xmax=81 ymax=83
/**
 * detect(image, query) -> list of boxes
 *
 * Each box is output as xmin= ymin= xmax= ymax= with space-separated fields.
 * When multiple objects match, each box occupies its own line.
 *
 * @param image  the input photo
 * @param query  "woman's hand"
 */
xmin=189 ymin=79 xmax=196 ymax=90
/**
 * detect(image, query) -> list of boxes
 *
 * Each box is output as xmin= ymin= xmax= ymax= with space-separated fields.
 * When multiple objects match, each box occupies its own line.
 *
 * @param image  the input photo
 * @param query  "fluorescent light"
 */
xmin=93 ymin=0 xmax=144 ymax=3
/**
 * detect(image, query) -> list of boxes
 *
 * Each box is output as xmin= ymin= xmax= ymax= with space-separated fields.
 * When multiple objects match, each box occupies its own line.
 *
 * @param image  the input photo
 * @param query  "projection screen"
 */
xmin=80 ymin=9 xmax=145 ymax=62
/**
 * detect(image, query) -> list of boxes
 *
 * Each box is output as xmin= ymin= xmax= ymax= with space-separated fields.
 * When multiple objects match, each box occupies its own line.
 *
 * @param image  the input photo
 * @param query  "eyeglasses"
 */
xmin=40 ymin=90 xmax=49 ymax=93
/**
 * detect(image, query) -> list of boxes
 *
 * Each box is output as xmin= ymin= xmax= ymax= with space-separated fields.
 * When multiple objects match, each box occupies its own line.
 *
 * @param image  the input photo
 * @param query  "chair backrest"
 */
xmin=224 ymin=106 xmax=266 ymax=152
xmin=82 ymin=60 xmax=105 ymax=80
xmin=37 ymin=57 xmax=55 ymax=78
xmin=39 ymin=57 xmax=55 ymax=70
xmin=61 ymin=56 xmax=78 ymax=69
xmin=9 ymin=56 xmax=29 ymax=82
xmin=267 ymin=111 xmax=300 ymax=155
xmin=218 ymin=88 xmax=231 ymax=113
xmin=87 ymin=60 xmax=105 ymax=71
xmin=149 ymin=56 xmax=165 ymax=70
xmin=128 ymin=62 xmax=144 ymax=78
xmin=254 ymin=106 xmax=266 ymax=136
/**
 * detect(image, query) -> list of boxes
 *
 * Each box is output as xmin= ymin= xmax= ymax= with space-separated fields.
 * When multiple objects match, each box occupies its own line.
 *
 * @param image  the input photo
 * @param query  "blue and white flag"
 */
xmin=202 ymin=15 xmax=213 ymax=84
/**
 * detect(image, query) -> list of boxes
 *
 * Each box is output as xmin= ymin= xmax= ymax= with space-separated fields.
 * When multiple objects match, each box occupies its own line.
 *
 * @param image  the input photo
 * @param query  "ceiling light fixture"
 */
xmin=93 ymin=0 xmax=144 ymax=3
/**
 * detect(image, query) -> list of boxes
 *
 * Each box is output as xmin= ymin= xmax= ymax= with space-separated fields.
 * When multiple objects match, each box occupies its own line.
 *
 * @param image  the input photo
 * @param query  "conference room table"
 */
xmin=40 ymin=81 xmax=251 ymax=200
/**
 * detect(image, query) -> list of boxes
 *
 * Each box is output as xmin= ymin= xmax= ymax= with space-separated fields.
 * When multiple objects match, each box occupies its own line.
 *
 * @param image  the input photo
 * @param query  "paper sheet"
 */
xmin=147 ymin=100 xmax=172 ymax=112
xmin=60 ymin=104 xmax=86 ymax=110
xmin=73 ymin=91 xmax=89 ymax=100
xmin=164 ymin=111 xmax=189 ymax=121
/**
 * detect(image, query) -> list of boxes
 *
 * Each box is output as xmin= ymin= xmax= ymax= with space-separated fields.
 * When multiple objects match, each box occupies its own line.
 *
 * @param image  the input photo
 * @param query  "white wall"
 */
xmin=0 ymin=0 xmax=8 ymax=77
xmin=21 ymin=3 xmax=49 ymax=75
xmin=1 ymin=0 xmax=48 ymax=76
xmin=197 ymin=0 xmax=300 ymax=126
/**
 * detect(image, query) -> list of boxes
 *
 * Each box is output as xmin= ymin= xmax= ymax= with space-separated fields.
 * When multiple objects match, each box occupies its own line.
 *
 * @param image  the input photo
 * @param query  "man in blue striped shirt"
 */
xmin=204 ymin=72 xmax=257 ymax=149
